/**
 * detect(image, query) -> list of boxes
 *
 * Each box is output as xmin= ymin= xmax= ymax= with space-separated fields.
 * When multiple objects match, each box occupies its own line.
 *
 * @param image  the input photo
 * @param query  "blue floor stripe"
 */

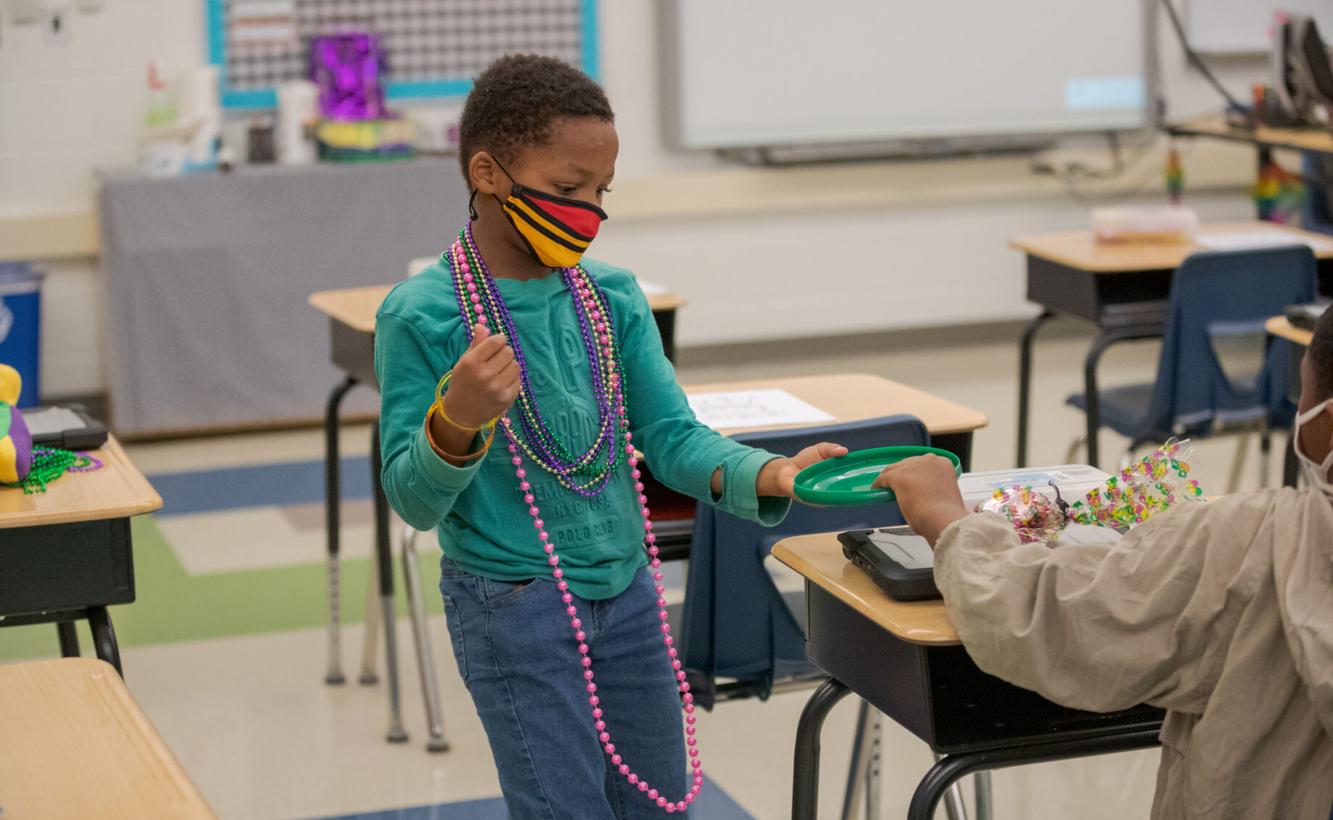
xmin=149 ymin=456 xmax=373 ymax=517
xmin=316 ymin=796 xmax=508 ymax=820
xmin=313 ymin=777 xmax=753 ymax=820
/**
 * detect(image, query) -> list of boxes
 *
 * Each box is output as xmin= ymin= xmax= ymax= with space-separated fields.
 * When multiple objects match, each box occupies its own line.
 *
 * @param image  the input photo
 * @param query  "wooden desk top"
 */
xmin=309 ymin=282 xmax=687 ymax=334
xmin=0 ymin=658 xmax=216 ymax=819
xmin=1011 ymin=221 xmax=1333 ymax=273
xmin=772 ymin=532 xmax=959 ymax=646
xmin=0 ymin=436 xmax=162 ymax=529
xmin=682 ymin=373 xmax=989 ymax=437
xmin=1170 ymin=115 xmax=1333 ymax=156
xmin=1266 ymin=315 xmax=1314 ymax=347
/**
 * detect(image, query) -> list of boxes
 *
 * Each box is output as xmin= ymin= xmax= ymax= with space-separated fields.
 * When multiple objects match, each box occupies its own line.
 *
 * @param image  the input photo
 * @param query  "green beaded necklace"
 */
xmin=2 ymin=447 xmax=102 ymax=494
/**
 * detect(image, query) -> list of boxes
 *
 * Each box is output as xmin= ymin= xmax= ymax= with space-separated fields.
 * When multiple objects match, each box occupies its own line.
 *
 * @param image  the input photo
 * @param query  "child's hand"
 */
xmin=873 ymin=455 xmax=971 ymax=545
xmin=757 ymin=442 xmax=849 ymax=499
xmin=443 ymin=325 xmax=521 ymax=427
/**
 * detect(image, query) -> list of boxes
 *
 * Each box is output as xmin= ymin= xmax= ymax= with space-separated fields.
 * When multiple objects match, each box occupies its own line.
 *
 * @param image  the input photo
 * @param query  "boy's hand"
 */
xmin=757 ymin=442 xmax=849 ymax=498
xmin=442 ymin=324 xmax=520 ymax=427
xmin=873 ymin=455 xmax=971 ymax=545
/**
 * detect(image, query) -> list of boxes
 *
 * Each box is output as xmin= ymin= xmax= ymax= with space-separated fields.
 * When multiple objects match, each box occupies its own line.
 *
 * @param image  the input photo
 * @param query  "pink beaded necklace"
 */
xmin=448 ymin=231 xmax=703 ymax=814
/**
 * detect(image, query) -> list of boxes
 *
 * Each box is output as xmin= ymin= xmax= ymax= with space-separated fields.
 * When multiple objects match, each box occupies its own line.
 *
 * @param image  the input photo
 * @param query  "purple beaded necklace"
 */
xmin=447 ymin=225 xmax=703 ymax=813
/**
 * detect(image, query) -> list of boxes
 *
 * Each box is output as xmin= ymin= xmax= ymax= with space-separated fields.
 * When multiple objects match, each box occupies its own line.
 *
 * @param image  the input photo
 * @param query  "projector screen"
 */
xmin=666 ymin=0 xmax=1151 ymax=150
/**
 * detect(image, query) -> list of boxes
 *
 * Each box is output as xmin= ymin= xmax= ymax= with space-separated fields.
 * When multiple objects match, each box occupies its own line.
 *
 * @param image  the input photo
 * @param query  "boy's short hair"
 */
xmin=457 ymin=54 xmax=614 ymax=181
xmin=1312 ymin=306 xmax=1333 ymax=399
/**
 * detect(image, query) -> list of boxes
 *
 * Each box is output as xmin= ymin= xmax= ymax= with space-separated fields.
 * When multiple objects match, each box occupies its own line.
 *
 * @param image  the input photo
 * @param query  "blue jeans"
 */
xmin=439 ymin=557 xmax=688 ymax=820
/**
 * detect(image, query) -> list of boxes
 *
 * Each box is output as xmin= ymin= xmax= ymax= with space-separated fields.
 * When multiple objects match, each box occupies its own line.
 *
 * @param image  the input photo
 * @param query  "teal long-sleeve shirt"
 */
xmin=375 ymin=256 xmax=791 ymax=600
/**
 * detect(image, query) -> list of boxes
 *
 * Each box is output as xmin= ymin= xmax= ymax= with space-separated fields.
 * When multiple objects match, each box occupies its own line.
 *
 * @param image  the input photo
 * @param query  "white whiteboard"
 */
xmin=1187 ymin=0 xmax=1333 ymax=54
xmin=667 ymin=0 xmax=1150 ymax=150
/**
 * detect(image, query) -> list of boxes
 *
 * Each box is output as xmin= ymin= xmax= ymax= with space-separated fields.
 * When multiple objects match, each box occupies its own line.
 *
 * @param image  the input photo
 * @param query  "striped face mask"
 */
xmin=492 ymin=158 xmax=608 ymax=269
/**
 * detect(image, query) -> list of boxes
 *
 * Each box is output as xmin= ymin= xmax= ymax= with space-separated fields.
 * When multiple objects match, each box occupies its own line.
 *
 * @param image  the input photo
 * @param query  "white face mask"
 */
xmin=1292 ymin=398 xmax=1333 ymax=498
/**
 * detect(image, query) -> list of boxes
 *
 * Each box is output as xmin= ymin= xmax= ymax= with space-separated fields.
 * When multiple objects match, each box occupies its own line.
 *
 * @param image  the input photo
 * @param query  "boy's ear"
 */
xmin=469 ymin=151 xmax=501 ymax=196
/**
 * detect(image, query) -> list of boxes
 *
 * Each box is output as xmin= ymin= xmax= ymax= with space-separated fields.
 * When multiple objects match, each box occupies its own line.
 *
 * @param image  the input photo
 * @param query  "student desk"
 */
xmin=1267 ymin=316 xmax=1317 ymax=486
xmin=773 ymin=533 xmax=1163 ymax=820
xmin=0 ymin=436 xmax=161 ymax=677
xmin=0 ymin=658 xmax=215 ymax=819
xmin=1011 ymin=222 xmax=1333 ymax=468
xmin=307 ymin=282 xmax=685 ymax=747
xmin=1168 ymin=115 xmax=1333 ymax=159
xmin=648 ymin=374 xmax=989 ymax=557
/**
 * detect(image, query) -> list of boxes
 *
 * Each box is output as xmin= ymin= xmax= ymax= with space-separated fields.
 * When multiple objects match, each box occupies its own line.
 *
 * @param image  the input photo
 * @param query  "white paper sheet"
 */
xmin=687 ymin=389 xmax=834 ymax=430
xmin=1196 ymin=231 xmax=1333 ymax=254
xmin=21 ymin=406 xmax=87 ymax=436
xmin=637 ymin=280 xmax=669 ymax=296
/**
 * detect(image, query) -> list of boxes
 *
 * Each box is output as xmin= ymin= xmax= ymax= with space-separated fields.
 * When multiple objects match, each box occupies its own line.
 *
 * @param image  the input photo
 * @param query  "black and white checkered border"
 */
xmin=224 ymin=0 xmax=585 ymax=92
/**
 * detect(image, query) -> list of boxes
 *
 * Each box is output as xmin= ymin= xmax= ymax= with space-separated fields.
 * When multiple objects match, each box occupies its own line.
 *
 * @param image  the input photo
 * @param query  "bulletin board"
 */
xmin=207 ymin=0 xmax=599 ymax=109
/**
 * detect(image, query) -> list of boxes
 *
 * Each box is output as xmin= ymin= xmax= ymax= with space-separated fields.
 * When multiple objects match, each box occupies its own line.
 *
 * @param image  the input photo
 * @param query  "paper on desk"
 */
xmin=21 ymin=406 xmax=87 ymax=436
xmin=687 ymin=389 xmax=834 ymax=430
xmin=1197 ymin=231 xmax=1333 ymax=254
xmin=637 ymin=280 xmax=669 ymax=296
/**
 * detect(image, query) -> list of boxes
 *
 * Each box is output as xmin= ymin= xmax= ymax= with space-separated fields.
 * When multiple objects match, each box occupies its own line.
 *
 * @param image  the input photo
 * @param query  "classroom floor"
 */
xmin=4 ymin=318 xmax=1290 ymax=819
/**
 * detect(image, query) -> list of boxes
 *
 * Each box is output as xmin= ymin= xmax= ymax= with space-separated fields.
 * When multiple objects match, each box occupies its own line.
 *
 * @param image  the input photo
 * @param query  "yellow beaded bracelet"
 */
xmin=434 ymin=370 xmax=500 ymax=433
xmin=424 ymin=404 xmax=496 ymax=462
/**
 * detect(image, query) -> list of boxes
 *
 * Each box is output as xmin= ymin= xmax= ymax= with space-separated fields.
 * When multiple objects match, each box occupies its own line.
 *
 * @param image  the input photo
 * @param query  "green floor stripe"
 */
xmin=0 ymin=515 xmax=445 ymax=663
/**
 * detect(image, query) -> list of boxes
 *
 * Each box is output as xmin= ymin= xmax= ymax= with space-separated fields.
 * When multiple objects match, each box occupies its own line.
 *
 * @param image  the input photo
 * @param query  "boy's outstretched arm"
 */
xmin=876 ymin=456 xmax=1248 ymax=716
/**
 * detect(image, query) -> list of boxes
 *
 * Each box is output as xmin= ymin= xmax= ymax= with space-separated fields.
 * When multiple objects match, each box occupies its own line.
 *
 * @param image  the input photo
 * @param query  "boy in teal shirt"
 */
xmin=375 ymin=55 xmax=843 ymax=818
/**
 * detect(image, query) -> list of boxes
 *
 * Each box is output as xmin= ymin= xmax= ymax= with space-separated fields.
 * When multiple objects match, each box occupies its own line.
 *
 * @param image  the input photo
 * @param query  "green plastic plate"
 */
xmin=793 ymin=446 xmax=961 ymax=506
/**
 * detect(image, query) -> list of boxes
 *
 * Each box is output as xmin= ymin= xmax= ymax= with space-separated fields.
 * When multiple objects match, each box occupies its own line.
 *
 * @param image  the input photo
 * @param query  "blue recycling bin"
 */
xmin=0 ymin=262 xmax=43 ymax=408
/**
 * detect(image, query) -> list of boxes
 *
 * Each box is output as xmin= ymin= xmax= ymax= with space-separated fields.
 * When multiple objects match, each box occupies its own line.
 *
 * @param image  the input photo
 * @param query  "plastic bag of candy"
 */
xmin=1067 ymin=438 xmax=1204 ymax=530
xmin=976 ymin=438 xmax=1205 ymax=544
xmin=976 ymin=485 xmax=1068 ymax=544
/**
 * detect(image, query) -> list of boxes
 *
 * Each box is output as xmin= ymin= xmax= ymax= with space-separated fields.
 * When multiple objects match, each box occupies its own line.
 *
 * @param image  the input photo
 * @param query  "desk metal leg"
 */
xmin=792 ymin=677 xmax=852 ymax=820
xmin=57 ymin=621 xmax=80 ymax=658
xmin=934 ymin=752 xmax=969 ymax=820
xmin=371 ymin=425 xmax=408 ymax=743
xmin=325 ymin=375 xmax=357 ymax=686
xmin=1016 ymin=310 xmax=1054 ymax=467
xmin=402 ymin=526 xmax=449 ymax=752
xmin=87 ymin=607 xmax=123 ymax=678
xmin=359 ymin=552 xmax=381 ymax=685
xmin=865 ymin=713 xmax=881 ymax=820
xmin=906 ymin=728 xmax=1162 ymax=820
xmin=841 ymin=701 xmax=873 ymax=820
xmin=974 ymin=769 xmax=993 ymax=820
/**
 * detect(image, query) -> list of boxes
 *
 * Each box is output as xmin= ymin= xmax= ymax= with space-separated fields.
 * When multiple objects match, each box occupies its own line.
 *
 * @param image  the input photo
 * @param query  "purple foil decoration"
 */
xmin=309 ymin=33 xmax=386 ymax=121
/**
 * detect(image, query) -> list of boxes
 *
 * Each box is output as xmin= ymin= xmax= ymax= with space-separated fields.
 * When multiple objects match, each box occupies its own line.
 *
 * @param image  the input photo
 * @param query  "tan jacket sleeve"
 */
xmin=933 ymin=494 xmax=1273 ymax=715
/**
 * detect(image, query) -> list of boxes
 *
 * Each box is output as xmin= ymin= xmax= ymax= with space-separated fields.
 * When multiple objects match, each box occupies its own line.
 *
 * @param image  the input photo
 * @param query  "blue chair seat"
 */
xmin=1066 ymin=373 xmax=1267 ymax=442
xmin=1065 ymin=383 xmax=1156 ymax=440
